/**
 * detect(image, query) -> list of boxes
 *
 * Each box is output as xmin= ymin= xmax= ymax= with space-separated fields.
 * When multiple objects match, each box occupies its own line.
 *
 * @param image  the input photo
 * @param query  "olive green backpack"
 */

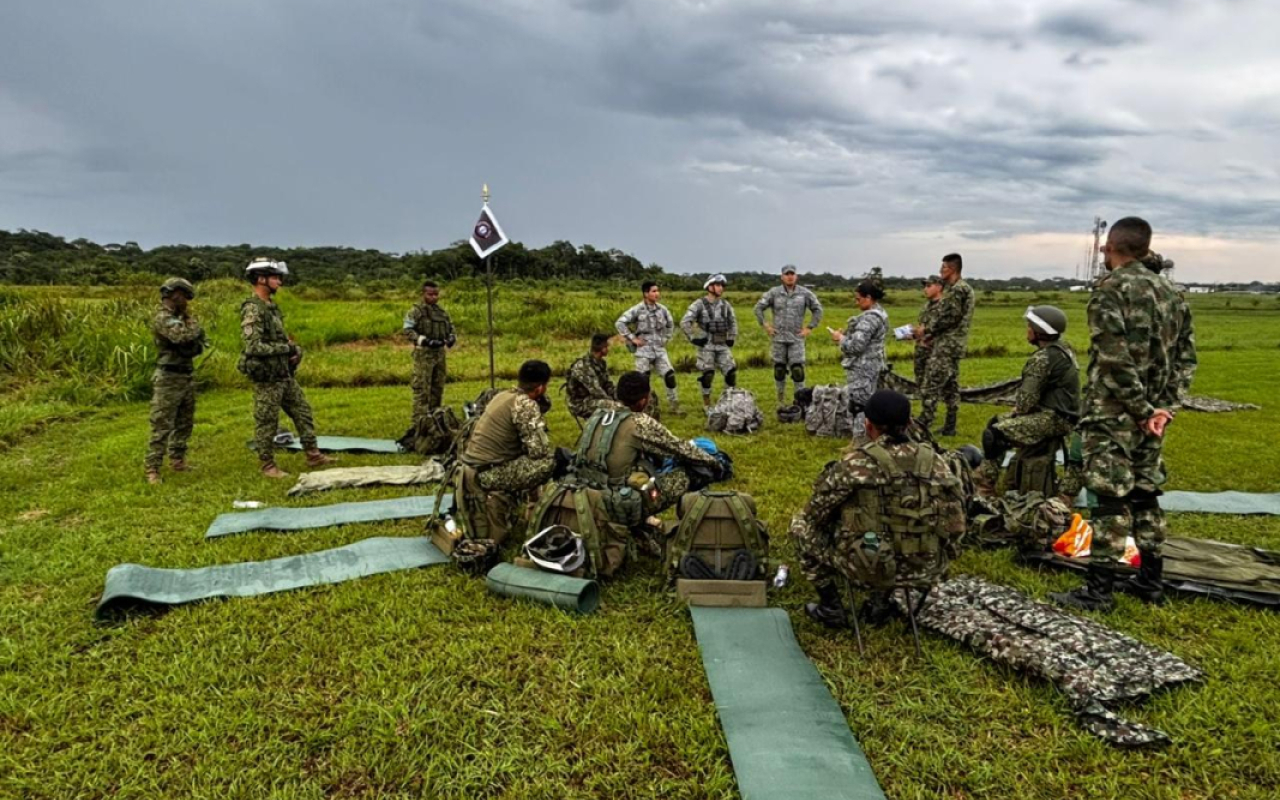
xmin=666 ymin=490 xmax=769 ymax=583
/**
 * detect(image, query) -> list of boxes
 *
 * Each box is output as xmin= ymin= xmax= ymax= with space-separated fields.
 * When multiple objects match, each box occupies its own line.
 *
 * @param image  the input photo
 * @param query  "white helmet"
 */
xmin=703 ymin=273 xmax=727 ymax=290
xmin=245 ymin=257 xmax=289 ymax=282
xmin=522 ymin=525 xmax=587 ymax=574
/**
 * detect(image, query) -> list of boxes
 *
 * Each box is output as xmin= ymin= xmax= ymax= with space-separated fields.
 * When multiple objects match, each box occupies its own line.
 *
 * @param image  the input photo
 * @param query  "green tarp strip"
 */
xmin=206 ymin=495 xmax=450 ymax=538
xmin=249 ymin=435 xmax=405 ymax=454
xmin=690 ymin=607 xmax=887 ymax=800
xmin=1068 ymin=490 xmax=1280 ymax=516
xmin=97 ymin=536 xmax=448 ymax=618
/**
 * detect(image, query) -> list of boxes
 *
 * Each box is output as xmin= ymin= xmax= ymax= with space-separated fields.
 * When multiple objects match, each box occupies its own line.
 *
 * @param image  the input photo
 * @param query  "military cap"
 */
xmin=921 ymin=275 xmax=944 ymax=287
xmin=781 ymin=264 xmax=797 ymax=275
xmin=865 ymin=389 xmax=912 ymax=428
xmin=160 ymin=277 xmax=195 ymax=298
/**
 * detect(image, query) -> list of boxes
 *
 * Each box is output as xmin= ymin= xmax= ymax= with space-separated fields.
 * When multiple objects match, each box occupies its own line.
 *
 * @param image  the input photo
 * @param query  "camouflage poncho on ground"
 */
xmin=288 ymin=461 xmax=445 ymax=495
xmin=904 ymin=575 xmax=1201 ymax=746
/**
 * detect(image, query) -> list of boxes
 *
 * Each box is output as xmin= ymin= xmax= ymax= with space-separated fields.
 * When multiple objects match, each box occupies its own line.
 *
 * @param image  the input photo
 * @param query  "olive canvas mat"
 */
xmin=690 ymin=606 xmax=887 ymax=800
xmin=1069 ymin=490 xmax=1280 ymax=516
xmin=96 ymin=536 xmax=448 ymax=618
xmin=205 ymin=495 xmax=448 ymax=538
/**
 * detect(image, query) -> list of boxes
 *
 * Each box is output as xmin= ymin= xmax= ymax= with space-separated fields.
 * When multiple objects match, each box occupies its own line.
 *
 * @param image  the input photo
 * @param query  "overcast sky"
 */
xmin=3 ymin=0 xmax=1278 ymax=281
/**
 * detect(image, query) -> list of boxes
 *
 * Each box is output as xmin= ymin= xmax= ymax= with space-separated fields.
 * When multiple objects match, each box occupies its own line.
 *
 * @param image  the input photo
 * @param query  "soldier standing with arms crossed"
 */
xmin=1051 ymin=218 xmax=1196 ymax=610
xmin=754 ymin=264 xmax=824 ymax=405
xmin=144 ymin=278 xmax=206 ymax=484
xmin=916 ymin=254 xmax=975 ymax=436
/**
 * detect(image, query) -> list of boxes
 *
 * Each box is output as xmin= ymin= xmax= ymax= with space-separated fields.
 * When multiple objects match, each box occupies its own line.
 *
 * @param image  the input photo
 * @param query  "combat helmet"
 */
xmin=703 ymin=273 xmax=727 ymax=290
xmin=159 ymin=277 xmax=195 ymax=299
xmin=523 ymin=525 xmax=587 ymax=574
xmin=245 ymin=257 xmax=289 ymax=283
xmin=1025 ymin=305 xmax=1067 ymax=338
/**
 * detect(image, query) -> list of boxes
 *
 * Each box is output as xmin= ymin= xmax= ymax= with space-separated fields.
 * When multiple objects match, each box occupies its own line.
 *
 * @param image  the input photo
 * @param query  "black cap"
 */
xmin=864 ymin=390 xmax=912 ymax=428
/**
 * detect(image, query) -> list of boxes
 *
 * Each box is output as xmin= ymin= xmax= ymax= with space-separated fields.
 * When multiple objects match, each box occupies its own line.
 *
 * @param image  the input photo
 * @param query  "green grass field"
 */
xmin=2 ymin=286 xmax=1278 ymax=798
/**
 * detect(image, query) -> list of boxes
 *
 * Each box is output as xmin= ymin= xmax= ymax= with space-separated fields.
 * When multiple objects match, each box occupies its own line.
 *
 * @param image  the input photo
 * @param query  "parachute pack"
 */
xmin=804 ymin=385 xmax=854 ymax=438
xmin=396 ymin=407 xmax=460 ymax=456
xmin=705 ymin=388 xmax=764 ymax=435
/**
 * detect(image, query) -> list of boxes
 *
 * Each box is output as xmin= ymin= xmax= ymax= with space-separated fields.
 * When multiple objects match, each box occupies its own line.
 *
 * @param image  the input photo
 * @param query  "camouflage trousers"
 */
xmin=1082 ymin=419 xmax=1168 ymax=561
xmin=770 ymin=339 xmax=807 ymax=367
xmin=411 ymin=347 xmax=447 ymax=424
xmin=918 ymin=350 xmax=961 ymax=428
xmin=844 ymin=366 xmax=879 ymax=439
xmin=794 ymin=524 xmax=940 ymax=593
xmin=633 ymin=348 xmax=678 ymax=403
xmin=145 ymin=370 xmax=196 ymax=471
xmin=647 ymin=468 xmax=691 ymax=516
xmin=695 ymin=344 xmax=735 ymax=394
xmin=252 ymin=377 xmax=318 ymax=462
xmin=978 ymin=410 xmax=1075 ymax=494
xmin=465 ymin=456 xmax=555 ymax=545
xmin=913 ymin=345 xmax=930 ymax=386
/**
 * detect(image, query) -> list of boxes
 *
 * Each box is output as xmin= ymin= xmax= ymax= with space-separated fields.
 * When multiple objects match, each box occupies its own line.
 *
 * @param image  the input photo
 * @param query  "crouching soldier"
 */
xmin=145 ymin=278 xmax=206 ymax=484
xmin=791 ymin=390 xmax=967 ymax=629
xmin=456 ymin=360 xmax=556 ymax=547
xmin=565 ymin=333 xmax=616 ymax=422
xmin=975 ymin=305 xmax=1081 ymax=496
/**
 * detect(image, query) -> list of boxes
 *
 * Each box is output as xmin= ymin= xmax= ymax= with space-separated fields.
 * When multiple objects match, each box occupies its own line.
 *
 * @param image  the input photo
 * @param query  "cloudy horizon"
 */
xmin=3 ymin=0 xmax=1278 ymax=282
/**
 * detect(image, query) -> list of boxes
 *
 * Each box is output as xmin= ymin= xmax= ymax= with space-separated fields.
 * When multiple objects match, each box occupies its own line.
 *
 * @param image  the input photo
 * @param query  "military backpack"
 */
xmin=705 ymin=388 xmax=764 ymax=435
xmin=666 ymin=490 xmax=769 ymax=583
xmin=805 ymin=385 xmax=854 ymax=438
xmin=396 ymin=407 xmax=460 ymax=456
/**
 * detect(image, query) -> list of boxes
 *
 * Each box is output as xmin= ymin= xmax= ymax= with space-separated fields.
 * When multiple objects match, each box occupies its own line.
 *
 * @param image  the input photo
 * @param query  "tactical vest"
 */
xmin=414 ymin=304 xmax=452 ymax=341
xmin=461 ymin=390 xmax=524 ymax=467
xmin=236 ymin=297 xmax=291 ymax=383
xmin=836 ymin=440 xmax=966 ymax=589
xmin=1038 ymin=342 xmax=1081 ymax=421
xmin=696 ymin=298 xmax=733 ymax=343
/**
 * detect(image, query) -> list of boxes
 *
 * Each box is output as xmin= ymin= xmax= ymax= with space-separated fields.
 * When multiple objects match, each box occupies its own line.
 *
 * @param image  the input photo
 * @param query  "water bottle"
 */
xmin=443 ymin=515 xmax=458 ymax=535
xmin=233 ymin=500 xmax=264 ymax=509
xmin=772 ymin=564 xmax=790 ymax=589
xmin=862 ymin=532 xmax=880 ymax=552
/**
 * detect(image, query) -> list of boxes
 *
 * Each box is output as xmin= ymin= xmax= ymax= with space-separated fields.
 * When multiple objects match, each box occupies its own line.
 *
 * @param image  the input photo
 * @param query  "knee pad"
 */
xmin=790 ymin=364 xmax=805 ymax=383
xmin=1094 ymin=494 xmax=1131 ymax=517
xmin=663 ymin=371 xmax=677 ymax=390
xmin=773 ymin=363 xmax=787 ymax=382
xmin=699 ymin=371 xmax=714 ymax=390
xmin=725 ymin=368 xmax=737 ymax=387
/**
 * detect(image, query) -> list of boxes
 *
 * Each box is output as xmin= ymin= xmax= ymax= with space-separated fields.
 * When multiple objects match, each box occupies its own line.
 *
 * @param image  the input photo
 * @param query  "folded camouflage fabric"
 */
xmin=906 ymin=576 xmax=1201 ymax=746
xmin=287 ymin=461 xmax=445 ymax=496
xmin=881 ymin=368 xmax=1258 ymax=412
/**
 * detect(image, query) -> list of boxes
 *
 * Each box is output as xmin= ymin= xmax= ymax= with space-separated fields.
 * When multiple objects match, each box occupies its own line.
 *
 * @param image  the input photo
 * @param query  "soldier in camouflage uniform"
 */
xmin=913 ymin=276 xmax=943 ymax=384
xmin=144 ymin=278 xmax=207 ymax=484
xmin=402 ymin=280 xmax=456 ymax=424
xmin=792 ymin=390 xmax=967 ymax=628
xmin=237 ymin=258 xmax=336 ymax=478
xmin=1051 ymin=218 xmax=1197 ymax=611
xmin=565 ymin=333 xmax=616 ymax=422
xmin=753 ymin=264 xmax=823 ymax=404
xmin=830 ymin=280 xmax=889 ymax=439
xmin=615 ymin=281 xmax=683 ymax=415
xmin=975 ymin=305 xmax=1081 ymax=495
xmin=916 ymin=253 xmax=975 ymax=436
xmin=681 ymin=274 xmax=738 ymax=410
xmin=458 ymin=360 xmax=557 ymax=545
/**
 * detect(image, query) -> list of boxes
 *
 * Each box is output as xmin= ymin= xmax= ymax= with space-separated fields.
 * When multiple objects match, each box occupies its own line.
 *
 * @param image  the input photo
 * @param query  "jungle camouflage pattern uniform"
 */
xmin=145 ymin=303 xmax=206 ymax=472
xmin=239 ymin=295 xmax=318 ymax=463
xmin=459 ymin=389 xmax=555 ymax=543
xmin=681 ymin=296 xmax=738 ymax=396
xmin=790 ymin=437 xmax=967 ymax=596
xmin=615 ymin=301 xmax=680 ymax=405
xmin=753 ymin=284 xmax=823 ymax=394
xmin=913 ymin=297 xmax=939 ymax=385
xmin=839 ymin=303 xmax=889 ymax=438
xmin=1082 ymin=261 xmax=1196 ymax=563
xmin=565 ymin=352 xmax=615 ymax=421
xmin=918 ymin=278 xmax=975 ymax=430
xmin=402 ymin=302 xmax=455 ymax=423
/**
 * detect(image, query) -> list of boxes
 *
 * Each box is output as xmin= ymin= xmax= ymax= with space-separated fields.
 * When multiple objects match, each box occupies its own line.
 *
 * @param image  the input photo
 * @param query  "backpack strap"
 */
xmin=722 ymin=493 xmax=767 ymax=568
xmin=572 ymin=488 xmax=605 ymax=578
xmin=669 ymin=492 xmax=714 ymax=576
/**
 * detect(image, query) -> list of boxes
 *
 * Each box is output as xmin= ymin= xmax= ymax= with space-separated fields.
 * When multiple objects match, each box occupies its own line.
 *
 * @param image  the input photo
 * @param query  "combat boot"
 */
xmin=858 ymin=591 xmax=896 ymax=626
xmin=1049 ymin=565 xmax=1115 ymax=612
xmin=306 ymin=450 xmax=336 ymax=468
xmin=170 ymin=459 xmax=191 ymax=472
xmin=261 ymin=461 xmax=290 ymax=479
xmin=145 ymin=470 xmax=162 ymax=485
xmin=805 ymin=583 xmax=848 ymax=629
xmin=1122 ymin=552 xmax=1166 ymax=605
xmin=938 ymin=406 xmax=959 ymax=437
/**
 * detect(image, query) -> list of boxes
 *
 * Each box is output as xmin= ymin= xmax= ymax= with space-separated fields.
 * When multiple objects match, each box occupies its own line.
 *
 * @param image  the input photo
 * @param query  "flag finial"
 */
xmin=482 ymin=184 xmax=490 ymax=204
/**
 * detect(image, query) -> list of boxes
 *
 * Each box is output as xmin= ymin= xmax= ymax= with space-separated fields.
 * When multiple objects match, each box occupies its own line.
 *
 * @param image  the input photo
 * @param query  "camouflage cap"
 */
xmin=160 ymin=277 xmax=195 ymax=298
xmin=921 ymin=275 xmax=944 ymax=287
xmin=781 ymin=264 xmax=797 ymax=275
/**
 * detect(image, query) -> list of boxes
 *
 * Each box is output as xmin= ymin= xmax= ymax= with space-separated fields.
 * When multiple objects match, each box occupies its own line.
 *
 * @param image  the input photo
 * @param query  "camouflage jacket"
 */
xmin=565 ymin=353 xmax=615 ymax=420
xmin=753 ymin=284 xmax=823 ymax=342
xmin=839 ymin=304 xmax=888 ymax=376
xmin=151 ymin=303 xmax=206 ymax=368
xmin=1083 ymin=261 xmax=1197 ymax=423
xmin=461 ymin=389 xmax=551 ymax=468
xmin=925 ymin=278 xmax=975 ymax=356
xmin=1014 ymin=342 xmax=1081 ymax=420
xmin=238 ymin=295 xmax=294 ymax=382
xmin=681 ymin=297 xmax=738 ymax=344
xmin=916 ymin=299 xmax=939 ymax=350
xmin=615 ymin=302 xmax=675 ymax=349
xmin=402 ymin=303 xmax=455 ymax=348
xmin=586 ymin=400 xmax=718 ymax=481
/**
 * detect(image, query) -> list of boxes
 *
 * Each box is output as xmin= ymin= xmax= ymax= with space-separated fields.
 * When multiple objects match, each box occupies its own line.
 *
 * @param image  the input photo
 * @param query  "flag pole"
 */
xmin=483 ymin=184 xmax=496 ymax=388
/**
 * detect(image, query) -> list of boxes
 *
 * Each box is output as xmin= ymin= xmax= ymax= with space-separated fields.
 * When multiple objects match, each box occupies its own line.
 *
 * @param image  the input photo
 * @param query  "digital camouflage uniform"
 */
xmin=753 ymin=284 xmax=823 ymax=394
xmin=615 ymin=301 xmax=679 ymax=404
xmin=839 ymin=304 xmax=889 ymax=438
xmin=913 ymin=298 xmax=939 ymax=385
xmin=145 ymin=303 xmax=206 ymax=472
xmin=238 ymin=295 xmax=318 ymax=462
xmin=565 ymin=352 xmax=616 ymax=421
xmin=919 ymin=278 xmax=975 ymax=430
xmin=1081 ymin=261 xmax=1196 ymax=562
xmin=681 ymin=296 xmax=738 ymax=396
xmin=459 ymin=389 xmax=555 ymax=543
xmin=402 ymin=302 xmax=455 ymax=423
xmin=790 ymin=437 xmax=967 ymax=597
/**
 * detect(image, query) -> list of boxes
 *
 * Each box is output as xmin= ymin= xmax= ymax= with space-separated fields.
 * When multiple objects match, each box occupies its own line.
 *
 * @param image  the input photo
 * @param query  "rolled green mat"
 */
xmin=484 ymin=563 xmax=600 ymax=614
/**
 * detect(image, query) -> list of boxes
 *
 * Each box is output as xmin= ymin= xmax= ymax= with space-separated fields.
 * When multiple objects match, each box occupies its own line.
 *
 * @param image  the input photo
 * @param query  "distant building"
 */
xmin=1069 ymin=285 xmax=1088 ymax=292
xmin=1188 ymin=286 xmax=1212 ymax=294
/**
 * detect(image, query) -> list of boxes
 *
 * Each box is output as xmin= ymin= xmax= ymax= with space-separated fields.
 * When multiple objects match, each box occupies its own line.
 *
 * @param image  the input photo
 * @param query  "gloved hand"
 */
xmin=692 ymin=337 xmax=709 ymax=348
xmin=726 ymin=339 xmax=735 ymax=348
xmin=446 ymin=333 xmax=457 ymax=348
xmin=552 ymin=447 xmax=574 ymax=480
xmin=536 ymin=394 xmax=552 ymax=415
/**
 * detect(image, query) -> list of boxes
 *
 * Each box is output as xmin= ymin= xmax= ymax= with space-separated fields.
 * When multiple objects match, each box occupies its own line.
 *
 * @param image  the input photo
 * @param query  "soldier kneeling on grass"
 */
xmin=791 ymin=389 xmax=967 ymax=628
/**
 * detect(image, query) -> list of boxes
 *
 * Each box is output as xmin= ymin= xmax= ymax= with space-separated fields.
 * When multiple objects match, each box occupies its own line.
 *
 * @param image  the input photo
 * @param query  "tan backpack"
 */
xmin=666 ymin=491 xmax=769 ymax=582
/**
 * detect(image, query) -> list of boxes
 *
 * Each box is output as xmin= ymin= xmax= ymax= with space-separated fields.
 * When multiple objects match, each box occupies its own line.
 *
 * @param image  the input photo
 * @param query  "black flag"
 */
xmin=469 ymin=206 xmax=509 ymax=259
